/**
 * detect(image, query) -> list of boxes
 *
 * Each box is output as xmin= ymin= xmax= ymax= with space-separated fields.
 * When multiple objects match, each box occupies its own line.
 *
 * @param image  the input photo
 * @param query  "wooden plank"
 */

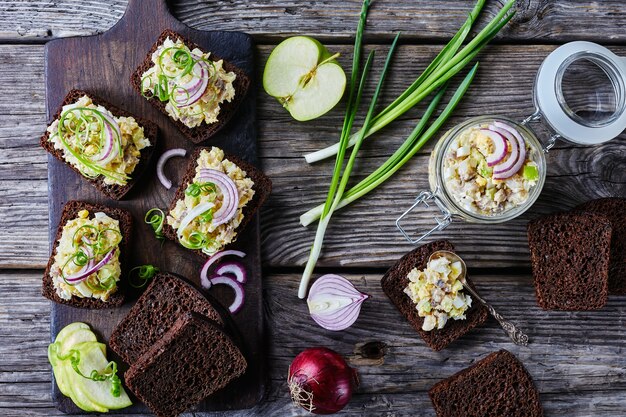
xmin=3 ymin=1 xmax=626 ymax=44
xmin=1 ymin=271 xmax=625 ymax=416
xmin=1 ymin=44 xmax=625 ymax=269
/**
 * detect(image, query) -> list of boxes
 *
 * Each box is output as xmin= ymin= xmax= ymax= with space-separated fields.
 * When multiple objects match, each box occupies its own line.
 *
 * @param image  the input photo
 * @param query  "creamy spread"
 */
xmin=443 ymin=123 xmax=539 ymax=216
xmin=51 ymin=210 xmax=122 ymax=301
xmin=141 ymin=37 xmax=236 ymax=128
xmin=404 ymin=256 xmax=472 ymax=331
xmin=47 ymin=95 xmax=150 ymax=186
xmin=167 ymin=147 xmax=255 ymax=254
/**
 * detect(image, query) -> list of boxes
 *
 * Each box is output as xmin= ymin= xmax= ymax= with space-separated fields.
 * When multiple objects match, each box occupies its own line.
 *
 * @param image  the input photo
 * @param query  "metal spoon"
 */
xmin=429 ymin=250 xmax=529 ymax=346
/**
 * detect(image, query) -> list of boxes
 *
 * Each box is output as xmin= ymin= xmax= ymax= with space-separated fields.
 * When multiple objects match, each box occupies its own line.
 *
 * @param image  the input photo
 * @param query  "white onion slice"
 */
xmin=204 ymin=275 xmax=245 ymax=313
xmin=307 ymin=274 xmax=369 ymax=331
xmin=65 ymin=248 xmax=115 ymax=284
xmin=196 ymin=169 xmax=239 ymax=227
xmin=200 ymin=250 xmax=246 ymax=287
xmin=176 ymin=201 xmax=215 ymax=242
xmin=480 ymin=129 xmax=508 ymax=167
xmin=157 ymin=148 xmax=187 ymax=189
xmin=491 ymin=122 xmax=527 ymax=180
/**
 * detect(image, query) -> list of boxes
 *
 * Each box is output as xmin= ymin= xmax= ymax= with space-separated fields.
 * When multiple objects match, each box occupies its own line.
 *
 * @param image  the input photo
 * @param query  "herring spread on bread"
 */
xmin=51 ymin=209 xmax=123 ymax=301
xmin=46 ymin=95 xmax=151 ymax=186
xmin=167 ymin=147 xmax=254 ymax=255
xmin=404 ymin=255 xmax=472 ymax=331
xmin=140 ymin=37 xmax=236 ymax=128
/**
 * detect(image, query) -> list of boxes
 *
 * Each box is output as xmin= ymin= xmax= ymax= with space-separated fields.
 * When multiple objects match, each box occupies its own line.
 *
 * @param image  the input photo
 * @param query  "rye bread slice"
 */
xmin=429 ymin=349 xmax=543 ymax=417
xmin=124 ymin=311 xmax=247 ymax=417
xmin=527 ymin=212 xmax=611 ymax=310
xmin=381 ymin=240 xmax=489 ymax=351
xmin=161 ymin=147 xmax=272 ymax=259
xmin=109 ymin=272 xmax=225 ymax=365
xmin=574 ymin=198 xmax=626 ymax=294
xmin=42 ymin=200 xmax=132 ymax=309
xmin=130 ymin=28 xmax=250 ymax=144
xmin=39 ymin=89 xmax=158 ymax=200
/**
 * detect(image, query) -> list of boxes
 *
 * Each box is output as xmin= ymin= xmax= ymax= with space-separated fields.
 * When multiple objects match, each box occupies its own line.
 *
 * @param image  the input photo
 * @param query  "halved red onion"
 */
xmin=65 ymin=248 xmax=115 ymax=284
xmin=215 ymin=261 xmax=246 ymax=284
xmin=196 ymin=169 xmax=239 ymax=227
xmin=307 ymin=274 xmax=369 ymax=331
xmin=200 ymin=250 xmax=246 ymax=288
xmin=176 ymin=201 xmax=215 ymax=242
xmin=174 ymin=60 xmax=209 ymax=107
xmin=491 ymin=121 xmax=527 ymax=180
xmin=157 ymin=148 xmax=187 ymax=189
xmin=480 ymin=129 xmax=508 ymax=167
xmin=205 ymin=275 xmax=245 ymax=313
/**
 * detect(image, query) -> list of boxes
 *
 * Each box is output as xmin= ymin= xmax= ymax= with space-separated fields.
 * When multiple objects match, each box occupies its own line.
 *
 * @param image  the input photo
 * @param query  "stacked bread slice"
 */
xmin=110 ymin=273 xmax=246 ymax=417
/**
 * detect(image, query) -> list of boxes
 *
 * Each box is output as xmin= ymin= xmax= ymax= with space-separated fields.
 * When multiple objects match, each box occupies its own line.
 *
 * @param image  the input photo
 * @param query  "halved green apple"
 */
xmin=263 ymin=36 xmax=346 ymax=121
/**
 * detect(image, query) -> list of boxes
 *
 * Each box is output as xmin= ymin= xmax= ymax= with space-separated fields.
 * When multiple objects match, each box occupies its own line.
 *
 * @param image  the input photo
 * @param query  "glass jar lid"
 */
xmin=534 ymin=41 xmax=626 ymax=145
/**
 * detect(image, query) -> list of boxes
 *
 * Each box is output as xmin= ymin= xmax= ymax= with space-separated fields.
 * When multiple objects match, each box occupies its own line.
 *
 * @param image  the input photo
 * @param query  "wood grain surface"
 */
xmin=1 ymin=0 xmax=625 ymax=416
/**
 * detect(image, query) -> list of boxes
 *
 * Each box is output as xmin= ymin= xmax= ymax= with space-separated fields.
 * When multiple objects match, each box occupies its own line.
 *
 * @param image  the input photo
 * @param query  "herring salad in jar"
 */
xmin=443 ymin=121 xmax=540 ymax=216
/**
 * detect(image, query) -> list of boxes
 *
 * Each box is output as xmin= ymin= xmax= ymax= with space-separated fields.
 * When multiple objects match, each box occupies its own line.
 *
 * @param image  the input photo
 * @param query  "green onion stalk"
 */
xmin=300 ymin=65 xmax=478 ymax=226
xmin=298 ymin=7 xmax=400 ymax=298
xmin=303 ymin=0 xmax=516 ymax=164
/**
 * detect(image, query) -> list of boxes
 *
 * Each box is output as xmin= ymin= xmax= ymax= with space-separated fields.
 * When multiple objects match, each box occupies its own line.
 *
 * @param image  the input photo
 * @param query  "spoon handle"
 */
xmin=462 ymin=283 xmax=529 ymax=346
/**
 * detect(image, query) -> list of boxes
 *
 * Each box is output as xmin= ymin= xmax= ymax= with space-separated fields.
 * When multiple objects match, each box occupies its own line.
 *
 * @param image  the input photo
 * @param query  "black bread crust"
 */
xmin=124 ymin=311 xmax=247 ymax=417
xmin=42 ymin=200 xmax=132 ymax=309
xmin=109 ymin=272 xmax=225 ymax=365
xmin=429 ymin=349 xmax=543 ymax=417
xmin=130 ymin=28 xmax=250 ymax=144
xmin=574 ymin=198 xmax=626 ymax=294
xmin=161 ymin=147 xmax=272 ymax=259
xmin=381 ymin=240 xmax=489 ymax=351
xmin=39 ymin=89 xmax=158 ymax=201
xmin=527 ymin=212 xmax=611 ymax=310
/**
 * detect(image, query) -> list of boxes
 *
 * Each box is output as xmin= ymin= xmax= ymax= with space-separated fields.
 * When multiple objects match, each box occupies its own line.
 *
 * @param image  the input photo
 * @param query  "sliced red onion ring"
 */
xmin=94 ymin=112 xmax=121 ymax=165
xmin=215 ymin=261 xmax=247 ymax=284
xmin=176 ymin=201 xmax=215 ymax=242
xmin=200 ymin=250 xmax=246 ymax=288
xmin=307 ymin=274 xmax=369 ymax=331
xmin=491 ymin=121 xmax=527 ymax=180
xmin=196 ymin=169 xmax=239 ymax=227
xmin=205 ymin=275 xmax=245 ymax=313
xmin=480 ymin=129 xmax=508 ymax=167
xmin=157 ymin=148 xmax=187 ymax=189
xmin=65 ymin=248 xmax=116 ymax=284
xmin=174 ymin=60 xmax=209 ymax=107
xmin=489 ymin=126 xmax=518 ymax=173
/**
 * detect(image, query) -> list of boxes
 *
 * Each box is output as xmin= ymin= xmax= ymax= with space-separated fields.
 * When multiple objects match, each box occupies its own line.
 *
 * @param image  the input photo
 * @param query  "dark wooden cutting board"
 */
xmin=44 ymin=0 xmax=264 ymax=413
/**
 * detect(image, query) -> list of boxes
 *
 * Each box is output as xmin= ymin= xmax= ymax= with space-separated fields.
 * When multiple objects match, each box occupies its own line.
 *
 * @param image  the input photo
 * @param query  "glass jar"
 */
xmin=397 ymin=41 xmax=626 ymax=244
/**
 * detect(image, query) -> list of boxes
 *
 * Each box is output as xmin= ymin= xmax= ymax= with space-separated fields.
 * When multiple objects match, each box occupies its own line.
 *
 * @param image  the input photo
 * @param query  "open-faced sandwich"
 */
xmin=161 ymin=147 xmax=271 ymax=257
xmin=381 ymin=240 xmax=488 ymax=351
xmin=110 ymin=273 xmax=246 ymax=417
xmin=131 ymin=29 xmax=250 ymax=143
xmin=42 ymin=201 xmax=131 ymax=308
xmin=40 ymin=89 xmax=158 ymax=200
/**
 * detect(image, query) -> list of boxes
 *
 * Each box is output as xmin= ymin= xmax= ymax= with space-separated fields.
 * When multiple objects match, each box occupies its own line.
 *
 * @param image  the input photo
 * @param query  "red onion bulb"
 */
xmin=288 ymin=347 xmax=359 ymax=414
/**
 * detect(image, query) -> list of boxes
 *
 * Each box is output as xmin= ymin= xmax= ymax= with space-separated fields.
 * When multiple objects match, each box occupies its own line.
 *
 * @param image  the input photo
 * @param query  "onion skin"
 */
xmin=288 ymin=347 xmax=359 ymax=414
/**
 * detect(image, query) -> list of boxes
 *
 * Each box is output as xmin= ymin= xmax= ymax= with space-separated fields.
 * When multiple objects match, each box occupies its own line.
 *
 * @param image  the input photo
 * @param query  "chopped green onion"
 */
xmin=185 ymin=182 xmax=216 ymax=197
xmin=129 ymin=264 xmax=160 ymax=289
xmin=145 ymin=208 xmax=165 ymax=241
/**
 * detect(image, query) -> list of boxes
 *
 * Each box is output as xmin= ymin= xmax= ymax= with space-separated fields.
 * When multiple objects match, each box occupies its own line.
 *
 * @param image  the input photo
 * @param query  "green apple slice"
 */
xmin=263 ymin=36 xmax=346 ymax=121
xmin=71 ymin=342 xmax=132 ymax=410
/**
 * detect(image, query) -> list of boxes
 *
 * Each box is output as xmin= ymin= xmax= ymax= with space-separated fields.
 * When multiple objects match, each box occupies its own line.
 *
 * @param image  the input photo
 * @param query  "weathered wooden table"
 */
xmin=1 ymin=1 xmax=625 ymax=416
